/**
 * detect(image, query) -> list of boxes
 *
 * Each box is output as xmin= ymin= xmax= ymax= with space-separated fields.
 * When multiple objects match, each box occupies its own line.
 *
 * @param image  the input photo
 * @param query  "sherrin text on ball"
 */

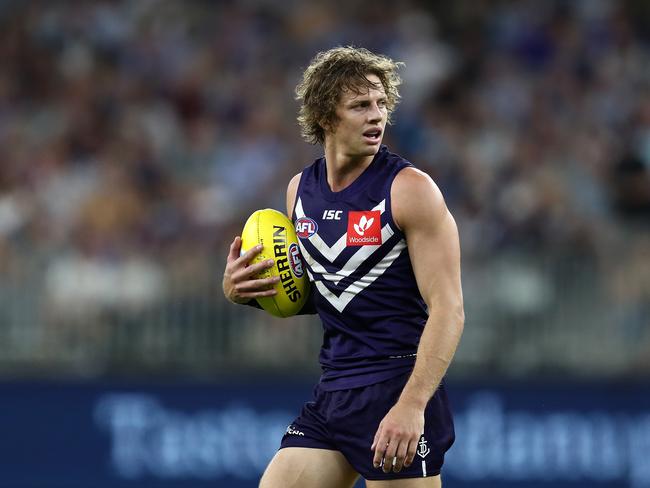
xmin=240 ymin=209 xmax=310 ymax=317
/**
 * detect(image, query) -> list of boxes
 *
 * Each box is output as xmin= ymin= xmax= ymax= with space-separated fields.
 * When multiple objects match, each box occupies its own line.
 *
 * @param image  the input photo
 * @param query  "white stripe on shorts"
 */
xmin=422 ymin=460 xmax=427 ymax=477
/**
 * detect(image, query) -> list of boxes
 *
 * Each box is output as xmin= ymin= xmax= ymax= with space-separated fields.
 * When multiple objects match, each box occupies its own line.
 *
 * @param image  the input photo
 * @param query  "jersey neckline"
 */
xmin=319 ymin=145 xmax=388 ymax=202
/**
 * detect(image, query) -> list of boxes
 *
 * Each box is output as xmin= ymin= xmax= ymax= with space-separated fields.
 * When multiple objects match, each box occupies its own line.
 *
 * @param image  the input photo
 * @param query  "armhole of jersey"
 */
xmin=290 ymin=170 xmax=307 ymax=222
xmin=387 ymin=162 xmax=413 ymax=240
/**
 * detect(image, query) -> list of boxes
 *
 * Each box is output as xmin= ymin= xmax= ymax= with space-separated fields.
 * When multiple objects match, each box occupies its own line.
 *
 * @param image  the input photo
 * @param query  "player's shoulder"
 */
xmin=286 ymin=172 xmax=303 ymax=217
xmin=393 ymin=165 xmax=444 ymax=204
xmin=391 ymin=164 xmax=446 ymax=230
xmin=288 ymin=172 xmax=302 ymax=191
xmin=381 ymin=146 xmax=436 ymax=188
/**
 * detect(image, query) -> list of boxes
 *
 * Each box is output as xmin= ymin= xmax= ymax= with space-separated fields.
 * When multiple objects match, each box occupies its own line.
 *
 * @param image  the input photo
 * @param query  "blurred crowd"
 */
xmin=0 ymin=0 xmax=648 ymax=376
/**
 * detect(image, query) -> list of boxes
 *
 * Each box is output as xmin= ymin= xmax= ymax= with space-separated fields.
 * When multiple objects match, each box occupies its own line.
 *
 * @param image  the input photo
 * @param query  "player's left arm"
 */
xmin=371 ymin=167 xmax=464 ymax=473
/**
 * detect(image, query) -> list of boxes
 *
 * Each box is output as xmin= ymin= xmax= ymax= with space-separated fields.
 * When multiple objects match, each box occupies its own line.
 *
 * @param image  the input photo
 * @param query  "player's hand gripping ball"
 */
xmin=241 ymin=209 xmax=310 ymax=317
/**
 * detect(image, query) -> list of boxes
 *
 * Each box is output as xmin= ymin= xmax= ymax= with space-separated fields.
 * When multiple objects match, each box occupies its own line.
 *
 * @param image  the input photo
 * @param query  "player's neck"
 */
xmin=323 ymin=144 xmax=374 ymax=193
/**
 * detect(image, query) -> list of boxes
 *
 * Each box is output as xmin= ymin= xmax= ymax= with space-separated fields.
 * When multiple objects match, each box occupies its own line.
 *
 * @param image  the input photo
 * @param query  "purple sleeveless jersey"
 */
xmin=293 ymin=145 xmax=429 ymax=391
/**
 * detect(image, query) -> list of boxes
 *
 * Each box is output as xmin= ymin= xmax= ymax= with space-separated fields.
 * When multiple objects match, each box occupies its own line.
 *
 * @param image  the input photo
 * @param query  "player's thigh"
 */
xmin=260 ymin=447 xmax=359 ymax=488
xmin=365 ymin=474 xmax=441 ymax=488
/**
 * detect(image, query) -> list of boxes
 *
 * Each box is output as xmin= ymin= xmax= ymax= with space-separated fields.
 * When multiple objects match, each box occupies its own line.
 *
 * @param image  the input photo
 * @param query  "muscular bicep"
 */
xmin=409 ymin=208 xmax=463 ymax=315
xmin=392 ymin=169 xmax=464 ymax=316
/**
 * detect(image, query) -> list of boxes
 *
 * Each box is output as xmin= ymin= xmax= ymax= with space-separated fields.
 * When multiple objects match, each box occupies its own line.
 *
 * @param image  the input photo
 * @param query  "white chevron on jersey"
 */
xmin=314 ymin=238 xmax=407 ymax=312
xmin=295 ymin=197 xmax=385 ymax=262
xmin=300 ymin=224 xmax=396 ymax=285
xmin=295 ymin=196 xmax=405 ymax=312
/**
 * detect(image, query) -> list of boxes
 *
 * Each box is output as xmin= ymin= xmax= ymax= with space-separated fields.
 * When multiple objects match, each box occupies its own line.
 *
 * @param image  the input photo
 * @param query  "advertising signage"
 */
xmin=0 ymin=381 xmax=648 ymax=488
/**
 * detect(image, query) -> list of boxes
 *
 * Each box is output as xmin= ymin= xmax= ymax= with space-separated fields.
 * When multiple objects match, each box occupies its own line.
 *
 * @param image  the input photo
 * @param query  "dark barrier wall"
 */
xmin=1 ymin=381 xmax=649 ymax=488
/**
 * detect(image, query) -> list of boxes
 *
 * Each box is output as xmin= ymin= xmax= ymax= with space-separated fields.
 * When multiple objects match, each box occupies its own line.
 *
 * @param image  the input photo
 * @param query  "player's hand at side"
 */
xmin=371 ymin=400 xmax=425 ymax=473
xmin=222 ymin=236 xmax=279 ymax=304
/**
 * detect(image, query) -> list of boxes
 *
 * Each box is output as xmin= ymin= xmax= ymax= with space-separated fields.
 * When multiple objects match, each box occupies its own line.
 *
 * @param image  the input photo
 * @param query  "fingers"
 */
xmin=235 ymin=276 xmax=279 ymax=293
xmin=229 ymin=257 xmax=273 ymax=284
xmin=227 ymin=236 xmax=243 ymax=262
xmin=371 ymin=427 xmax=420 ymax=473
xmin=224 ymin=239 xmax=278 ymax=303
xmin=370 ymin=403 xmax=426 ymax=474
xmin=371 ymin=424 xmax=381 ymax=452
xmin=227 ymin=241 xmax=276 ymax=282
xmin=371 ymin=425 xmax=387 ymax=469
xmin=392 ymin=440 xmax=409 ymax=473
xmin=236 ymin=288 xmax=278 ymax=299
xmin=241 ymin=259 xmax=275 ymax=279
xmin=404 ymin=438 xmax=418 ymax=469
xmin=382 ymin=438 xmax=399 ymax=474
xmin=235 ymin=243 xmax=264 ymax=266
xmin=231 ymin=258 xmax=278 ymax=292
xmin=231 ymin=264 xmax=279 ymax=300
xmin=227 ymin=239 xmax=262 ymax=269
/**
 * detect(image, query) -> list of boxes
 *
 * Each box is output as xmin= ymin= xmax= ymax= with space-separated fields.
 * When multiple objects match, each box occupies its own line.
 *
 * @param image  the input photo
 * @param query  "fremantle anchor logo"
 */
xmin=417 ymin=436 xmax=430 ymax=458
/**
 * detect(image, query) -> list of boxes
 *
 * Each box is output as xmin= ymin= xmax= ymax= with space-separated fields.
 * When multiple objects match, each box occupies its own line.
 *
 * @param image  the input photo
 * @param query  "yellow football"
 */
xmin=240 ymin=208 xmax=310 ymax=317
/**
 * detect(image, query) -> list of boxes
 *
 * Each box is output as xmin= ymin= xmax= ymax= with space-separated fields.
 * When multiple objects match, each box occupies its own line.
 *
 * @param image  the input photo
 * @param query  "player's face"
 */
xmin=328 ymin=74 xmax=388 ymax=159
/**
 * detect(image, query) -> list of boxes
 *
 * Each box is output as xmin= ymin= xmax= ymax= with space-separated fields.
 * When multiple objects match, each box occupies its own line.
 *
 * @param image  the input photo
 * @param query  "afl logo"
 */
xmin=288 ymin=243 xmax=304 ymax=278
xmin=295 ymin=217 xmax=318 ymax=238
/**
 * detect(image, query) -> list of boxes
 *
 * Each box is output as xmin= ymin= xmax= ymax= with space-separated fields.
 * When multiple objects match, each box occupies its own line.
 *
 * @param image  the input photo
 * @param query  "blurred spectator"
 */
xmin=0 ymin=0 xmax=647 ymax=378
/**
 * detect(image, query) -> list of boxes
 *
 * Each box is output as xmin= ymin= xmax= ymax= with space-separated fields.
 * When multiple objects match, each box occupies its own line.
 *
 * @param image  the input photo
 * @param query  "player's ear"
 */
xmin=319 ymin=119 xmax=331 ymax=134
xmin=320 ymin=116 xmax=338 ymax=137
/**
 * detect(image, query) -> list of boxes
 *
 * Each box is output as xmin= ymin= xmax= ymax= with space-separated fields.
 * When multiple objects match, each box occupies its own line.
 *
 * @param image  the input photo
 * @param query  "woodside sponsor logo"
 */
xmin=347 ymin=211 xmax=381 ymax=246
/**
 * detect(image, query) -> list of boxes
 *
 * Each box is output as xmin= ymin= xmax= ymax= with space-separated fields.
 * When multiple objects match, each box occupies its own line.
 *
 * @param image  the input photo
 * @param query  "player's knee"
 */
xmin=258 ymin=471 xmax=275 ymax=488
xmin=258 ymin=466 xmax=284 ymax=488
xmin=258 ymin=459 xmax=297 ymax=488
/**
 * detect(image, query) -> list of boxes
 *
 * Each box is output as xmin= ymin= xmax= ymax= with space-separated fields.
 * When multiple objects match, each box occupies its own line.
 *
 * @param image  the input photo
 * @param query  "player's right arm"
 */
xmin=222 ymin=172 xmax=303 ymax=305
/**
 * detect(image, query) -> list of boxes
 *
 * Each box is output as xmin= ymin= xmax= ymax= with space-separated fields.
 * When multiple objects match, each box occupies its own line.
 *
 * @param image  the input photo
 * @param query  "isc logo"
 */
xmin=322 ymin=210 xmax=342 ymax=220
xmin=295 ymin=217 xmax=318 ymax=238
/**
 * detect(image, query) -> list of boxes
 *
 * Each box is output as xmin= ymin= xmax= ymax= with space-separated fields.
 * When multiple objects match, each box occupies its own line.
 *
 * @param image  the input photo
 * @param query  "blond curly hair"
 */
xmin=295 ymin=46 xmax=402 ymax=145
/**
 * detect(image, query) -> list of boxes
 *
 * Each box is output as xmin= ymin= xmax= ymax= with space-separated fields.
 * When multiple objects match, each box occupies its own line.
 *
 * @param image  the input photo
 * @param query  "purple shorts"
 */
xmin=280 ymin=373 xmax=455 ymax=480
